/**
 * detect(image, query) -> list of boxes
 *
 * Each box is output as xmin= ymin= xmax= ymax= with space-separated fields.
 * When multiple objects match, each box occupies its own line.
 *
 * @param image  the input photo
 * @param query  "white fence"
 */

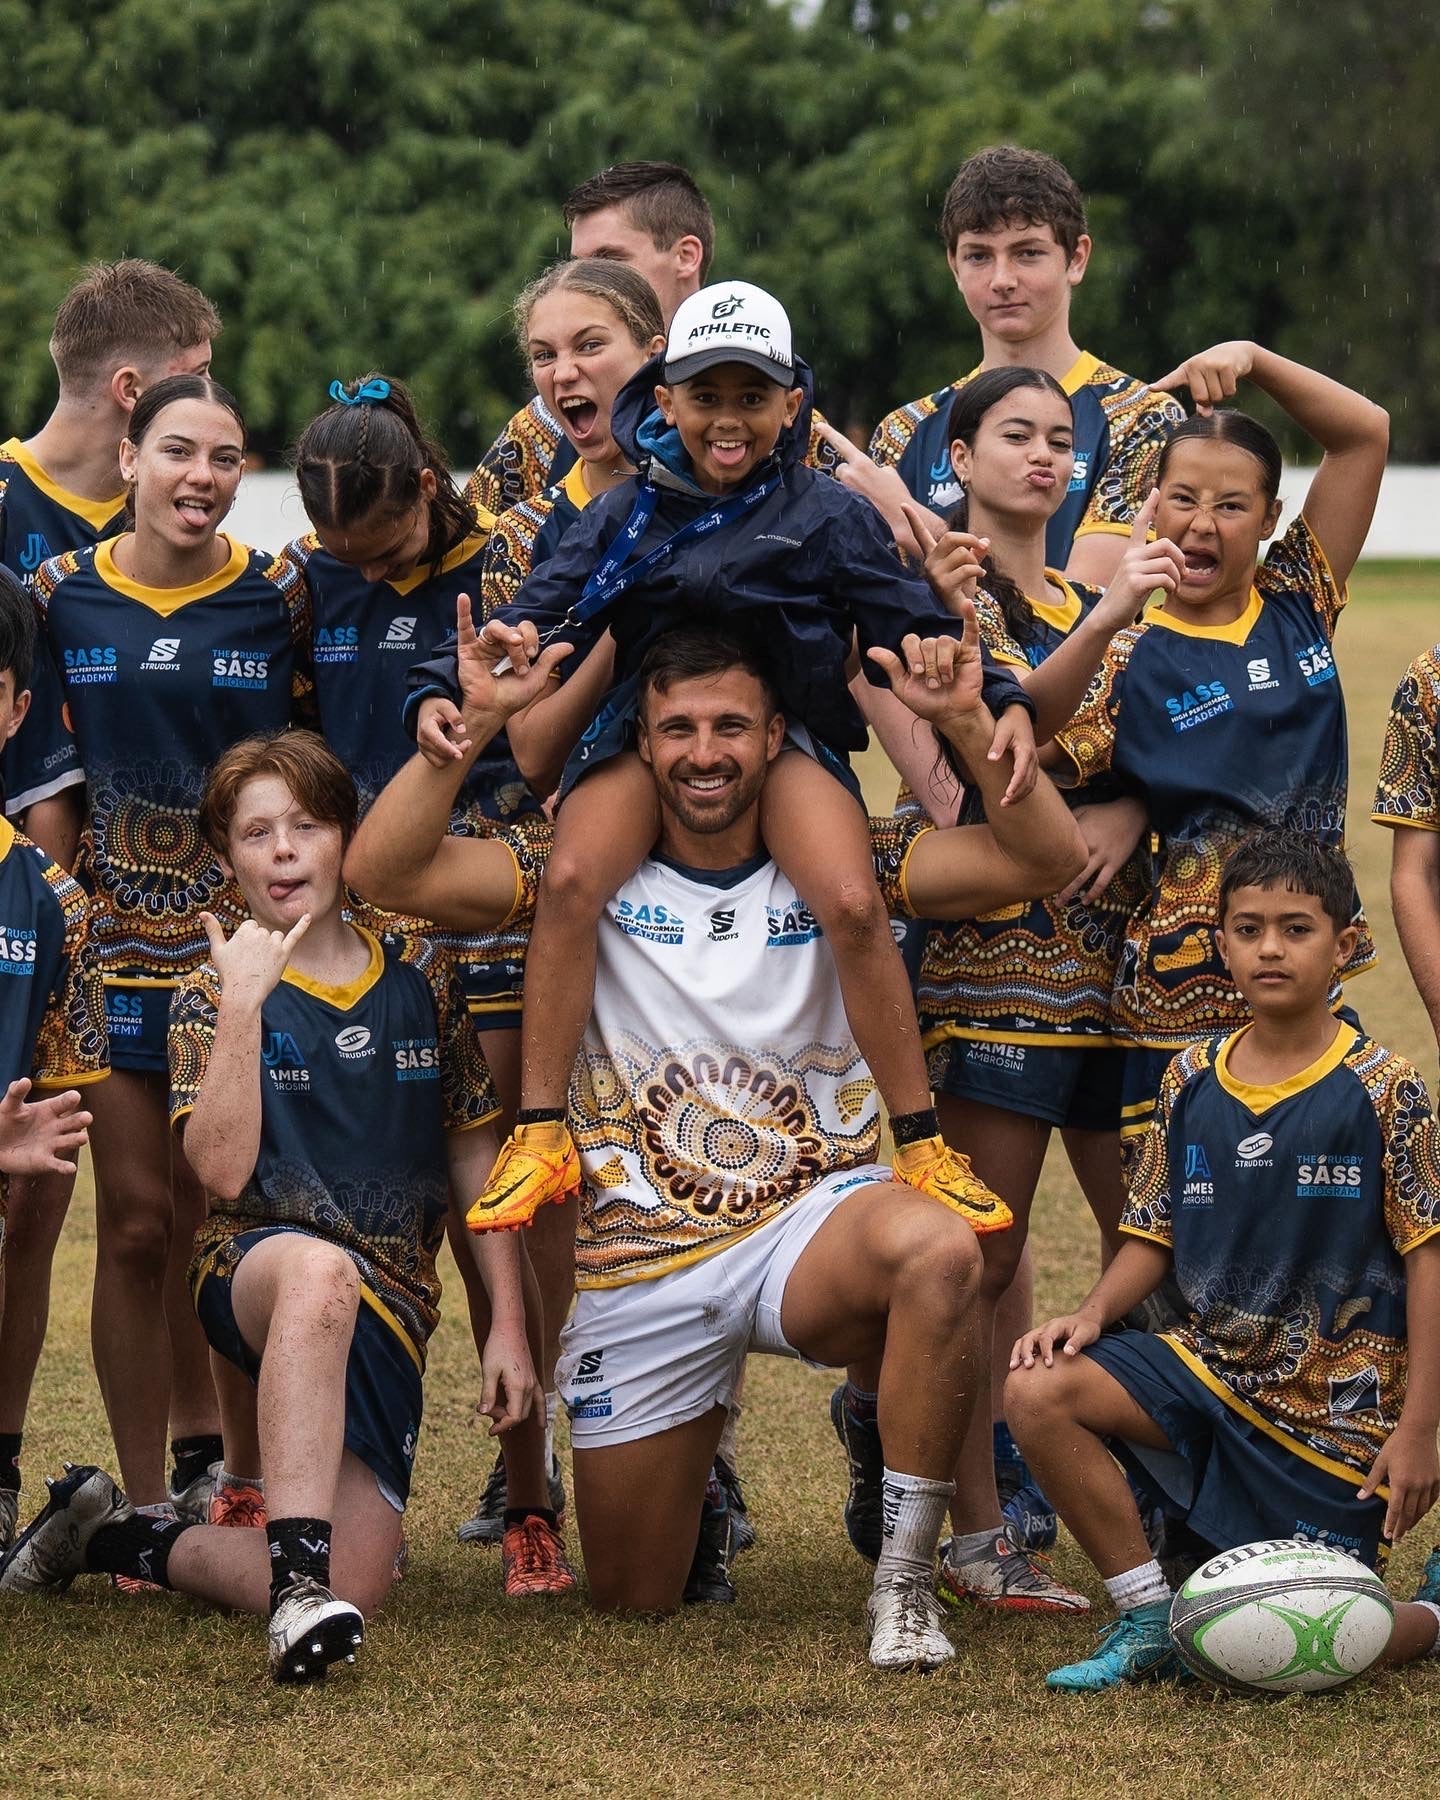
xmin=225 ymin=466 xmax=1440 ymax=561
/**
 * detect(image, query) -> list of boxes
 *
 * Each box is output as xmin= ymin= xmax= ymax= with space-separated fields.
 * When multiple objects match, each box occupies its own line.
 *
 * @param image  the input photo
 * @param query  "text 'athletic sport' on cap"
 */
xmin=663 ymin=281 xmax=796 ymax=387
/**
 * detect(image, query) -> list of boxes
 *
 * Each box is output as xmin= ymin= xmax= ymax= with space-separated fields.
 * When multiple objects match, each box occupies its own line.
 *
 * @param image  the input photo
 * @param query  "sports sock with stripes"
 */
xmin=84 ymin=1511 xmax=189 ymax=1588
xmin=875 ymin=1467 xmax=953 ymax=1583
xmin=267 ymin=1516 xmax=332 ymax=1609
xmin=1103 ymin=1559 xmax=1170 ymax=1612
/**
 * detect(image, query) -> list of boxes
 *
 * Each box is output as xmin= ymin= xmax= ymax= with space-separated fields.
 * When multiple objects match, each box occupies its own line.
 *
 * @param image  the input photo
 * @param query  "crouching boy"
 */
xmin=1006 ymin=830 xmax=1440 ymax=1690
xmin=1 ymin=730 xmax=541 ymax=1682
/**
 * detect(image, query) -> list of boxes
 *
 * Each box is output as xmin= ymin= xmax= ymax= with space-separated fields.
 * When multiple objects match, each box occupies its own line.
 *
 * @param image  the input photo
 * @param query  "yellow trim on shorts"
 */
xmin=1371 ymin=812 xmax=1440 ymax=833
xmin=32 ymin=1068 xmax=109 ymax=1088
xmin=358 ymin=1285 xmax=424 ymax=1372
xmin=492 ymin=840 xmax=525 ymax=933
xmin=922 ymin=1022 xmax=1120 ymax=1052
xmin=1157 ymin=1334 xmax=1388 ymax=1499
xmin=102 ymin=975 xmax=177 ymax=988
xmin=1120 ymin=1098 xmax=1155 ymax=1119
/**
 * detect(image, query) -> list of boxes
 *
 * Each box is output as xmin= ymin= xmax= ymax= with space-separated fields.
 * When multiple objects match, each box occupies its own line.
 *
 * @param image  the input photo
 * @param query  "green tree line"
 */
xmin=1 ymin=0 xmax=1433 ymax=460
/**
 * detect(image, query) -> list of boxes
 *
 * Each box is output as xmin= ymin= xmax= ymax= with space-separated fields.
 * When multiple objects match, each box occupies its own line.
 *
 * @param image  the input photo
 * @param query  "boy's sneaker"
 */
xmin=890 ymin=1136 xmax=1013 ymax=1234
xmin=268 ymin=1576 xmax=364 ymax=1683
xmin=168 ymin=1459 xmax=221 ymax=1526
xmin=1000 ymin=1476 xmax=1058 ymax=1551
xmin=867 ymin=1573 xmax=956 ymax=1671
xmin=0 ymin=1490 xmax=17 ymax=1555
xmin=714 ymin=1454 xmax=755 ymax=1557
xmin=209 ymin=1478 xmax=267 ymax=1530
xmin=0 ymin=1464 xmax=130 ymax=1594
xmin=937 ymin=1526 xmax=1090 ymax=1614
xmin=501 ymin=1515 xmax=577 ymax=1598
xmin=465 ymin=1123 xmax=580 ymax=1233
xmin=457 ymin=1450 xmax=567 ymax=1546
xmin=683 ymin=1492 xmax=736 ymax=1605
xmin=1045 ymin=1600 xmax=1179 ymax=1691
xmin=829 ymin=1384 xmax=883 ymax=1563
xmin=1413 ymin=1548 xmax=1440 ymax=1606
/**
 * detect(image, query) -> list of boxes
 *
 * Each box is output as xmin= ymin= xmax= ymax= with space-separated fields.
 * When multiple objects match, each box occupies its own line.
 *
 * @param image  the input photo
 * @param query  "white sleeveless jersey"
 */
xmin=570 ymin=823 xmax=922 ymax=1287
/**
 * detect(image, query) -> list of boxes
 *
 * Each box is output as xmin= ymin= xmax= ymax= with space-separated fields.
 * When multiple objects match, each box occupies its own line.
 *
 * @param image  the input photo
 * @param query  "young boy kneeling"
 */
xmin=1 ymin=730 xmax=544 ymax=1681
xmin=1006 ymin=829 xmax=1440 ymax=1690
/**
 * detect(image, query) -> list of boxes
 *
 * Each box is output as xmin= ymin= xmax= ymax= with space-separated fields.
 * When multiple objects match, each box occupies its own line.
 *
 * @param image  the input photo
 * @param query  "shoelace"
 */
xmin=880 ymin=1573 xmax=944 ymax=1638
xmin=508 ymin=1517 xmax=558 ymax=1579
xmin=220 ymin=1494 xmax=267 ymax=1530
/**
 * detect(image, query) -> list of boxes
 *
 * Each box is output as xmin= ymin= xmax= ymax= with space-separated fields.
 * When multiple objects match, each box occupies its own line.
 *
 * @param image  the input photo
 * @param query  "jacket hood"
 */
xmin=610 ymin=350 xmax=816 ymax=491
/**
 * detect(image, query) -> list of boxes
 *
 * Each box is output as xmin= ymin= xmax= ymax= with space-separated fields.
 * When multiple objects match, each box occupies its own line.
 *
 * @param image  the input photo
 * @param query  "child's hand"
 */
xmin=0 ymin=1079 xmax=92 ymax=1176
xmin=417 ymin=696 xmax=470 ymax=766
xmin=1152 ymin=342 xmax=1257 ymax=416
xmin=905 ymin=502 xmax=987 ymax=615
xmin=1093 ymin=490 xmax=1186 ymax=625
xmin=866 ymin=603 xmax=983 ymax=723
xmin=812 ymin=419 xmax=943 ymax=558
xmin=1058 ymin=796 xmax=1149 ymax=905
xmin=1358 ymin=1419 xmax=1440 ymax=1542
xmin=1010 ymin=1312 xmax=1102 ymax=1369
xmin=478 ymin=1322 xmax=544 ymax=1435
xmin=455 ymin=595 xmax=571 ymax=722
xmin=991 ymin=703 xmax=1037 ymax=806
xmin=202 ymin=911 xmax=310 ymax=1011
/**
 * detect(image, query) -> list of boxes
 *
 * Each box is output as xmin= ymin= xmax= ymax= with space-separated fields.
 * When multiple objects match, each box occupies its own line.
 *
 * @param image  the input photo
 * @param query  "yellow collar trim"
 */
xmin=962 ymin=350 xmax=1099 ymax=397
xmin=1214 ymin=1022 xmax=1358 ymax=1114
xmin=0 ymin=438 xmax=126 ymax=532
xmin=386 ymin=531 xmax=489 ymax=598
xmin=1029 ymin=571 xmax=1083 ymax=636
xmin=281 ymin=925 xmax=384 ymax=1011
xmin=562 ymin=458 xmax=593 ymax=512
xmin=1148 ymin=586 xmax=1264 ymax=646
xmin=0 ymin=815 xmax=14 ymax=865
xmin=94 ymin=534 xmax=251 ymax=615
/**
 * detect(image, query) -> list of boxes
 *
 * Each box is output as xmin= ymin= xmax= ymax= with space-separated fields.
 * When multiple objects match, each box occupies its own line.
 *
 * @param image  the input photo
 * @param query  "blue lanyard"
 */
xmin=569 ymin=470 xmax=781 ymax=628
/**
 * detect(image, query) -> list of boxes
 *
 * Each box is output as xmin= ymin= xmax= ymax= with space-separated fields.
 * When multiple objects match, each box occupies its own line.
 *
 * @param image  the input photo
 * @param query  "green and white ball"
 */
xmin=1169 ymin=1538 xmax=1393 ymax=1694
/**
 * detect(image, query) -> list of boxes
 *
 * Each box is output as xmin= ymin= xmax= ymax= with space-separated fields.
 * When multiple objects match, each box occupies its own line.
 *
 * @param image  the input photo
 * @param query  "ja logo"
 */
xmin=261 ymin=1030 xmax=306 ymax=1068
xmin=711 ymin=292 xmax=745 ymax=318
xmin=1184 ymin=1143 xmax=1213 ymax=1181
xmin=18 ymin=532 xmax=50 ymax=572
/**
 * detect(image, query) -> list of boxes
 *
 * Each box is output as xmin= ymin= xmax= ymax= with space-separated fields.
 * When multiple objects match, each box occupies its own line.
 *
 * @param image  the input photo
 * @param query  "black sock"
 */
xmin=170 ymin=1434 xmax=224 ymax=1492
xmin=503 ymin=1507 xmax=558 ymax=1530
xmin=517 ymin=1107 xmax=566 ymax=1127
xmin=890 ymin=1107 xmax=940 ymax=1148
xmin=0 ymin=1432 xmax=21 ymax=1493
xmin=84 ymin=1513 xmax=189 ymax=1588
xmin=267 ymin=1516 xmax=332 ymax=1608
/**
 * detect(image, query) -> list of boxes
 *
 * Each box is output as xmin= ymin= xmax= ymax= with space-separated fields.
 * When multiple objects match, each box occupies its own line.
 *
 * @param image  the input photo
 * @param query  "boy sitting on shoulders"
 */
xmin=1006 ymin=830 xmax=1440 ymax=1690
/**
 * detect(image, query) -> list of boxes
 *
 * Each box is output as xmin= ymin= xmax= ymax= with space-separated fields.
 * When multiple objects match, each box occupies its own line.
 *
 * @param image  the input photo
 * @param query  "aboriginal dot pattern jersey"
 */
xmin=468 ymin=394 xmax=843 ymax=518
xmin=918 ymin=578 xmax=1148 ymax=1048
xmin=1372 ymin=644 xmax=1440 ymax=831
xmin=1053 ymin=516 xmax=1374 ymax=1047
xmin=0 ymin=437 xmax=125 ymax=814
xmin=1123 ymin=1027 xmax=1440 ymax=1477
xmin=478 ymin=461 xmax=588 ymax=618
xmin=0 ymin=815 xmax=107 ymax=1092
xmin=171 ymin=928 xmax=498 ymax=1362
xmin=869 ymin=354 xmax=1183 ymax=565
xmin=500 ymin=814 xmax=931 ymax=1287
xmin=32 ymin=537 xmax=314 ymax=990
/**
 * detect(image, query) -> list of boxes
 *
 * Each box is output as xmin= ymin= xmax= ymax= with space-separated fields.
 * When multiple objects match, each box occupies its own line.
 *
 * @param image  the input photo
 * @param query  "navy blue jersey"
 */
xmin=33 ymin=537 xmax=314 ymax=987
xmin=171 ymin=928 xmax=498 ymax=1359
xmin=1124 ymin=1027 xmax=1440 ymax=1478
xmin=0 ymin=437 xmax=125 ymax=814
xmin=0 ymin=815 xmax=107 ymax=1092
xmin=1055 ymin=517 xmax=1373 ymax=1046
xmin=870 ymin=354 xmax=1183 ymax=566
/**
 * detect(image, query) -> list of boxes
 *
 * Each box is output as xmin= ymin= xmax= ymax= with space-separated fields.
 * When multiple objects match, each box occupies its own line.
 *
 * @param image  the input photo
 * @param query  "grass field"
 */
xmin=4 ymin=571 xmax=1440 ymax=1797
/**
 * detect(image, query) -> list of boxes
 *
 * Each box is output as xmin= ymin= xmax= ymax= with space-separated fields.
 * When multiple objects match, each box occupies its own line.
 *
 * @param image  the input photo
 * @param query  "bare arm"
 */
xmin=446 ymin=1126 xmax=541 ymax=1433
xmin=20 ymin=787 xmax=83 ymax=872
xmin=1010 ymin=1238 xmax=1173 ymax=1369
xmin=1359 ymin=1237 xmax=1440 ymax=1541
xmin=1390 ymin=828 xmax=1440 ymax=1051
xmin=506 ymin=632 xmax=616 ymax=799
xmin=1063 ymin=531 xmax=1128 ymax=587
xmin=851 ymin=672 xmax=960 ymax=825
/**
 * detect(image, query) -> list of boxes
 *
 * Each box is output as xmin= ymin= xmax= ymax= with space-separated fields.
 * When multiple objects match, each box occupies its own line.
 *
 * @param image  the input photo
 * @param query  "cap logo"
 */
xmin=711 ymin=293 xmax=746 ymax=318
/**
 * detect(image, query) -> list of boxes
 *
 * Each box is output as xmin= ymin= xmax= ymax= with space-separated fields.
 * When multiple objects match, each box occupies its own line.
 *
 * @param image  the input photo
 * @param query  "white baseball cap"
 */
xmin=663 ymin=280 xmax=795 ymax=386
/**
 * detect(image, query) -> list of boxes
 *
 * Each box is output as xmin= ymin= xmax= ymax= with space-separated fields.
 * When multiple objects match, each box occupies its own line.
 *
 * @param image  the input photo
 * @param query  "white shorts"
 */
xmin=556 ymin=1164 xmax=891 ymax=1448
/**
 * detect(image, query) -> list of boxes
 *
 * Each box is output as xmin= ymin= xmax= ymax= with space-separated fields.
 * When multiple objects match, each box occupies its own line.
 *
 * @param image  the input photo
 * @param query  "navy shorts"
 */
xmin=103 ymin=982 xmax=171 ymax=1074
xmin=929 ymin=1037 xmax=1124 ymax=1132
xmin=1085 ymin=1327 xmax=1388 ymax=1571
xmin=193 ymin=1225 xmax=424 ymax=1509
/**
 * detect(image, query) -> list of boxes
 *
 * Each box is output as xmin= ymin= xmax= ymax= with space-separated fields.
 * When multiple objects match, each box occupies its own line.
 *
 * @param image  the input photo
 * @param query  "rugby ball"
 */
xmin=1169 ymin=1538 xmax=1393 ymax=1694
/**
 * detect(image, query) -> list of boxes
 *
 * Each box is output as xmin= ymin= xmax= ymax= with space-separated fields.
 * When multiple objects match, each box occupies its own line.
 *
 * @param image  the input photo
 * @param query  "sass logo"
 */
xmin=615 ymin=899 xmax=685 ymax=946
xmin=1165 ymin=679 xmax=1233 ymax=733
xmin=105 ymin=991 xmax=144 ymax=1037
xmin=1067 ymin=450 xmax=1091 ymax=493
xmin=1181 ymin=1142 xmax=1215 ymax=1206
xmin=393 ymin=1036 xmax=440 ymax=1079
xmin=314 ymin=625 xmax=359 ymax=665
xmin=766 ymin=898 xmax=821 ymax=948
xmin=711 ymin=292 xmax=745 ymax=318
xmin=63 ymin=645 xmax=118 ymax=685
xmin=18 ymin=532 xmax=51 ymax=572
xmin=570 ymin=1389 xmax=613 ymax=1421
xmin=212 ymin=648 xmax=270 ymax=690
xmin=1297 ymin=641 xmax=1336 ymax=687
xmin=708 ymin=908 xmax=739 ymax=943
xmin=382 ymin=616 xmax=417 ymax=648
xmin=0 ymin=925 xmax=38 ymax=974
xmin=262 ymin=1029 xmax=310 ymax=1090
xmin=141 ymin=636 xmax=182 ymax=672
xmin=1296 ymin=1152 xmax=1363 ymax=1197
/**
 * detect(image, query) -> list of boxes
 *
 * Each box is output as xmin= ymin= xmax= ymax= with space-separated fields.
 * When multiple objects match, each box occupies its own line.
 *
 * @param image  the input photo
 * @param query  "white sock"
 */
xmin=947 ymin=1526 xmax=998 ymax=1568
xmin=717 ymin=1402 xmax=743 ymax=1470
xmin=875 ymin=1467 xmax=954 ymax=1583
xmin=1416 ymin=1600 xmax=1440 ymax=1655
xmin=215 ymin=1467 xmax=263 ymax=1493
xmin=544 ymin=1394 xmax=558 ymax=1467
xmin=1104 ymin=1559 xmax=1170 ymax=1612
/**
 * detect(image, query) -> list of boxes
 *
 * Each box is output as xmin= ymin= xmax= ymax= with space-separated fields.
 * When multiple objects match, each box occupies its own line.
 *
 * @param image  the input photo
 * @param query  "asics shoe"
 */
xmin=0 ymin=1489 xmax=17 ymax=1555
xmin=683 ymin=1489 xmax=736 ymax=1605
xmin=208 ymin=1477 xmax=266 ymax=1530
xmin=829 ymin=1384 xmax=884 ymax=1564
xmin=457 ymin=1449 xmax=567 ymax=1546
xmin=1045 ymin=1600 xmax=1179 ymax=1692
xmin=168 ymin=1459 xmax=222 ymax=1526
xmin=465 ymin=1123 xmax=580 ymax=1233
xmin=937 ymin=1526 xmax=1090 ymax=1614
xmin=714 ymin=1454 xmax=756 ymax=1558
xmin=891 ymin=1135 xmax=1013 ymax=1234
xmin=0 ymin=1463 xmax=130 ymax=1594
xmin=268 ymin=1576 xmax=364 ymax=1684
xmin=866 ymin=1572 xmax=955 ymax=1671
xmin=1413 ymin=1548 xmax=1440 ymax=1606
xmin=501 ymin=1515 xmax=578 ymax=1599
xmin=1000 ymin=1476 xmax=1058 ymax=1551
